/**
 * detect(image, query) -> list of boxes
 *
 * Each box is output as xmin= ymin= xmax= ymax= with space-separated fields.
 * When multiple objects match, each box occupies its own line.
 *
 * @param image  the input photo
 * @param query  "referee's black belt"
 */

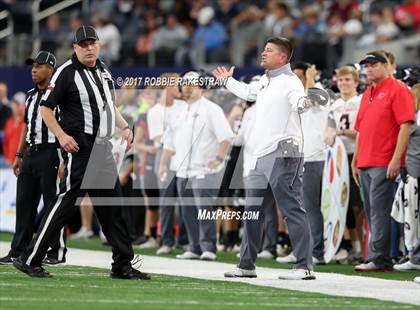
xmin=29 ymin=143 xmax=59 ymax=152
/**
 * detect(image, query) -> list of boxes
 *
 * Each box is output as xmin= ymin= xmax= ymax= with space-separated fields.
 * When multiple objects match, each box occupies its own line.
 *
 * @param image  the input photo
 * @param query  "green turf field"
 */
xmin=1 ymin=232 xmax=419 ymax=281
xmin=0 ymin=265 xmax=416 ymax=310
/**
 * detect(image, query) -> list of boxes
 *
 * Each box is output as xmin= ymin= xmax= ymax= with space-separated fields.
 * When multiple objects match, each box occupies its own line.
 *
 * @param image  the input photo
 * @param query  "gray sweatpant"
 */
xmin=261 ymin=191 xmax=277 ymax=254
xmin=360 ymin=167 xmax=395 ymax=268
xmin=239 ymin=141 xmax=313 ymax=270
xmin=302 ymin=161 xmax=325 ymax=260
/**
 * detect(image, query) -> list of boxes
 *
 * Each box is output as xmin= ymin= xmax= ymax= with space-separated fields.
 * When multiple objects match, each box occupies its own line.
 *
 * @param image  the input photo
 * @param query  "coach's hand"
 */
xmin=212 ymin=66 xmax=235 ymax=79
xmin=59 ymin=133 xmax=79 ymax=153
xmin=12 ymin=157 xmax=23 ymax=177
xmin=387 ymin=157 xmax=401 ymax=179
xmin=351 ymin=157 xmax=360 ymax=187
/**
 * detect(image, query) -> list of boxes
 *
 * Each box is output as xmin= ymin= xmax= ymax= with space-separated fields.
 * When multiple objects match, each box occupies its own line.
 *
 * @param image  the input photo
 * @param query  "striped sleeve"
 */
xmin=24 ymin=88 xmax=34 ymax=124
xmin=41 ymin=60 xmax=72 ymax=109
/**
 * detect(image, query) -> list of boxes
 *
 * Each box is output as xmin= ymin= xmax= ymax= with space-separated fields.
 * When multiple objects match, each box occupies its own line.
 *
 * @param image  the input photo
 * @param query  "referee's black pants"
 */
xmin=21 ymin=135 xmax=134 ymax=272
xmin=9 ymin=145 xmax=67 ymax=261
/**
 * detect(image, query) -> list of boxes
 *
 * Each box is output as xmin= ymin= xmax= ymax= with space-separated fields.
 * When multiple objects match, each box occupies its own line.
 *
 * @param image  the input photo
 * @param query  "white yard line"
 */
xmin=1 ymin=242 xmax=419 ymax=306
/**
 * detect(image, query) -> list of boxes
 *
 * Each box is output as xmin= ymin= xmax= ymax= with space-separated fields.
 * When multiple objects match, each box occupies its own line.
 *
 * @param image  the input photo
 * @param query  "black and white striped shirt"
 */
xmin=25 ymin=87 xmax=57 ymax=145
xmin=40 ymin=53 xmax=116 ymax=138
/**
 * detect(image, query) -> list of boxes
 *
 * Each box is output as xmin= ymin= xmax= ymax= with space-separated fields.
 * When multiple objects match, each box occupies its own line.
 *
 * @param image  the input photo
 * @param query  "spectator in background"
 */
xmin=357 ymin=8 xmax=400 ymax=48
xmin=328 ymin=0 xmax=360 ymax=22
xmin=394 ymin=0 xmax=420 ymax=33
xmin=328 ymin=5 xmax=363 ymax=65
xmin=189 ymin=0 xmax=207 ymax=21
xmin=153 ymin=14 xmax=188 ymax=66
xmin=230 ymin=5 xmax=265 ymax=66
xmin=40 ymin=14 xmax=66 ymax=54
xmin=65 ymin=11 xmax=83 ymax=47
xmin=114 ymin=1 xmax=146 ymax=65
xmin=215 ymin=0 xmax=240 ymax=31
xmin=264 ymin=0 xmax=293 ymax=38
xmin=112 ymin=0 xmax=136 ymax=30
xmin=90 ymin=0 xmax=114 ymax=16
xmin=92 ymin=13 xmax=121 ymax=65
xmin=0 ymin=82 xmax=11 ymax=168
xmin=135 ymin=12 xmax=157 ymax=65
xmin=3 ymin=92 xmax=26 ymax=166
xmin=0 ymin=82 xmax=9 ymax=106
xmin=294 ymin=4 xmax=328 ymax=69
xmin=192 ymin=6 xmax=228 ymax=64
xmin=295 ymin=5 xmax=327 ymax=40
xmin=327 ymin=14 xmax=346 ymax=65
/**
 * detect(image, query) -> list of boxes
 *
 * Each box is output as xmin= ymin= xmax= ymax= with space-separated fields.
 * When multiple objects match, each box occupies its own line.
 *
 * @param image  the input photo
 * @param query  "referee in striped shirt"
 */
xmin=0 ymin=51 xmax=67 ymax=266
xmin=13 ymin=26 xmax=150 ymax=280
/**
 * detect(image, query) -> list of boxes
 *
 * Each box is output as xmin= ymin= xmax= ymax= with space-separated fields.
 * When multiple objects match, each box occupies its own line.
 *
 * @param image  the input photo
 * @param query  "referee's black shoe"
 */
xmin=43 ymin=257 xmax=66 ymax=266
xmin=13 ymin=257 xmax=52 ymax=278
xmin=110 ymin=267 xmax=151 ymax=280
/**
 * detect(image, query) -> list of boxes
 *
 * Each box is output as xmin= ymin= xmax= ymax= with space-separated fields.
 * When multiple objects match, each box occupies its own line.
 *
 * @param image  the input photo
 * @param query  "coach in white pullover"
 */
xmin=214 ymin=37 xmax=315 ymax=280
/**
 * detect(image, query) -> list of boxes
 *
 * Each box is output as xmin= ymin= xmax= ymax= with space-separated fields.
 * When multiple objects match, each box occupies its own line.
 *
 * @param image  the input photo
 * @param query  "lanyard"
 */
xmin=88 ymin=67 xmax=113 ymax=137
xmin=88 ymin=67 xmax=108 ymax=111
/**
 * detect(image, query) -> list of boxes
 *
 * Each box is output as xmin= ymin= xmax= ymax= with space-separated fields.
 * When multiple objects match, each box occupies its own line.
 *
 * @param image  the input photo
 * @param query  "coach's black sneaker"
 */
xmin=0 ymin=254 xmax=15 ymax=265
xmin=13 ymin=257 xmax=52 ymax=278
xmin=110 ymin=267 xmax=151 ymax=280
xmin=43 ymin=257 xmax=66 ymax=265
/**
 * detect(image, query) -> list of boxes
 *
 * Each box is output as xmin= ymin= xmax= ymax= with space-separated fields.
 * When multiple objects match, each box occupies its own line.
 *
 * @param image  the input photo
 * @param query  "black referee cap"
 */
xmin=25 ymin=51 xmax=56 ymax=68
xmin=74 ymin=25 xmax=99 ymax=44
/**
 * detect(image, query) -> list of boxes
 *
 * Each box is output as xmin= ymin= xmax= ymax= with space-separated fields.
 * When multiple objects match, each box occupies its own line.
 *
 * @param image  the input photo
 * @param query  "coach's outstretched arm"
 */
xmin=40 ymin=106 xmax=79 ymax=153
xmin=212 ymin=66 xmax=258 ymax=102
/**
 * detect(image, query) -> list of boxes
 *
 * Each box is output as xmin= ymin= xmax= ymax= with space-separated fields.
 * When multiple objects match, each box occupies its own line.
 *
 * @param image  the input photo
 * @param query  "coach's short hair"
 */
xmin=266 ymin=36 xmax=293 ymax=61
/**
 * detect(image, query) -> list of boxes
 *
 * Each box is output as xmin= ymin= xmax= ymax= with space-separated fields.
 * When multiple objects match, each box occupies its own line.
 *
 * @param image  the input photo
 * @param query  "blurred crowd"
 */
xmin=0 ymin=0 xmax=419 ymax=269
xmin=1 ymin=0 xmax=419 ymax=68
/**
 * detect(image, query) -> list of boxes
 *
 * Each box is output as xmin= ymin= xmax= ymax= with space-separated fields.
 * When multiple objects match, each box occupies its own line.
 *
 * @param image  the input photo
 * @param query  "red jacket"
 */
xmin=3 ymin=116 xmax=24 ymax=165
